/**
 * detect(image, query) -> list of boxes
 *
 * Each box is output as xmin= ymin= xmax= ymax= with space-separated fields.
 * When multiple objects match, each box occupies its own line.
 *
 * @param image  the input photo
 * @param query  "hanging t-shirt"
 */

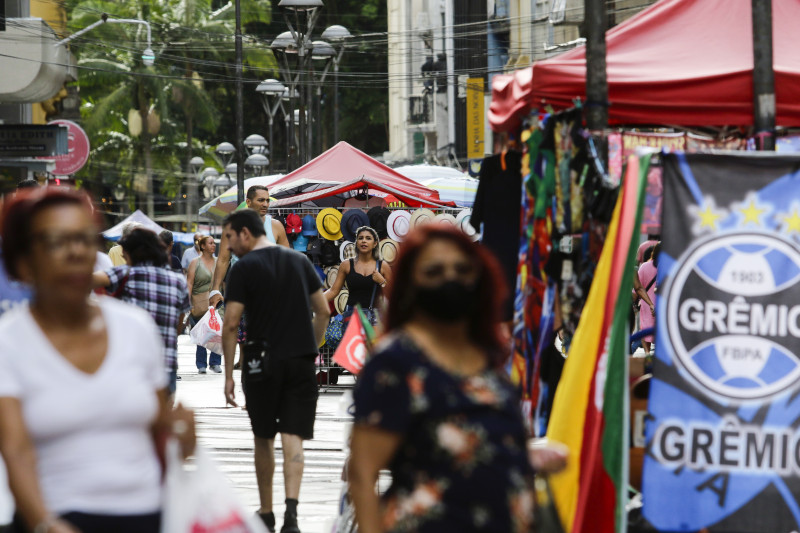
xmin=225 ymin=246 xmax=322 ymax=360
xmin=470 ymin=152 xmax=523 ymax=320
xmin=0 ymin=297 xmax=166 ymax=516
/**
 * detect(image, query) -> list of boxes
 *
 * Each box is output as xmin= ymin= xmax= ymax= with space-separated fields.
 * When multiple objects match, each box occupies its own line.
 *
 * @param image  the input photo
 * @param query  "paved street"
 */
xmin=174 ymin=335 xmax=355 ymax=533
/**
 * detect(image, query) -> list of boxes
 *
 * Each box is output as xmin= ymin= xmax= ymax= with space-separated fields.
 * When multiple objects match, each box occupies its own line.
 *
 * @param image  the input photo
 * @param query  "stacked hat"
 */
xmin=285 ymin=213 xmax=302 ymax=235
xmin=410 ymin=208 xmax=435 ymax=229
xmin=301 ymin=214 xmax=317 ymax=237
xmin=387 ymin=211 xmax=411 ymax=241
xmin=368 ymin=206 xmax=391 ymax=239
xmin=379 ymin=238 xmax=399 ymax=263
xmin=455 ymin=209 xmax=478 ymax=240
xmin=339 ymin=241 xmax=357 ymax=262
xmin=306 ymin=237 xmax=323 ymax=263
xmin=324 ymin=265 xmax=339 ymax=289
xmin=341 ymin=209 xmax=370 ymax=242
xmin=292 ymin=234 xmax=309 ymax=252
xmin=317 ymin=208 xmax=343 ymax=241
xmin=335 ymin=290 xmax=349 ymax=315
xmin=433 ymin=213 xmax=457 ymax=226
xmin=321 ymin=240 xmax=339 ymax=266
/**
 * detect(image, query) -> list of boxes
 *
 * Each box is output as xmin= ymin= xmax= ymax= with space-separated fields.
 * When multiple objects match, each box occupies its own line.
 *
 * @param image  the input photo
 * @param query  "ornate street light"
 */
xmin=256 ymin=79 xmax=287 ymax=173
xmin=320 ymin=24 xmax=351 ymax=144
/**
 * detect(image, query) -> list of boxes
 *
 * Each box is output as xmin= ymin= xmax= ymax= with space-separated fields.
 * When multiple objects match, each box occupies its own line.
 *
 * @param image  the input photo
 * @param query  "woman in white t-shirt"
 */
xmin=0 ymin=188 xmax=195 ymax=533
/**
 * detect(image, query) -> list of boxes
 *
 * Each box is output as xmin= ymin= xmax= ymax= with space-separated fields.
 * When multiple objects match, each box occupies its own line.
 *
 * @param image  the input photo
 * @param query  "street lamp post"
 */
xmin=320 ymin=25 xmax=351 ymax=144
xmin=310 ymin=40 xmax=335 ymax=157
xmin=256 ymin=79 xmax=287 ymax=174
xmin=188 ymin=155 xmax=204 ymax=228
xmin=275 ymin=0 xmax=323 ymax=167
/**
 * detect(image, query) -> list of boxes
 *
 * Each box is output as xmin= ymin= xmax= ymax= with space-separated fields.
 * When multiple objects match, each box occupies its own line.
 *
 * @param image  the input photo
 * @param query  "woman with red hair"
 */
xmin=348 ymin=225 xmax=566 ymax=533
xmin=0 ymin=188 xmax=194 ymax=533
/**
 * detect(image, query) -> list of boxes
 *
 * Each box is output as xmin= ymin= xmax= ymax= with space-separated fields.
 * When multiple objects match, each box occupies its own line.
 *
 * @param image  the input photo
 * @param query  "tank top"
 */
xmin=346 ymin=258 xmax=381 ymax=309
xmin=230 ymin=215 xmax=277 ymax=268
xmin=192 ymin=258 xmax=215 ymax=294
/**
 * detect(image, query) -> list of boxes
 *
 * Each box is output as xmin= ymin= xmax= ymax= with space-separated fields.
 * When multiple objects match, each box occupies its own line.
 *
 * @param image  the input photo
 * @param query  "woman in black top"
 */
xmin=324 ymin=226 xmax=392 ymax=320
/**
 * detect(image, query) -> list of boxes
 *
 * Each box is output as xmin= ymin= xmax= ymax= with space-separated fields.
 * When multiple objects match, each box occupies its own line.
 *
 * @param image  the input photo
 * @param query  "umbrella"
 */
xmin=198 ymin=174 xmax=284 ymax=219
xmin=393 ymin=164 xmax=478 ymax=207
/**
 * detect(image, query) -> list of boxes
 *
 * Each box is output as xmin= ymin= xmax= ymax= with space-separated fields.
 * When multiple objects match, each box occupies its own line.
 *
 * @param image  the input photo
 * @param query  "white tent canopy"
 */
xmin=102 ymin=210 xmax=194 ymax=245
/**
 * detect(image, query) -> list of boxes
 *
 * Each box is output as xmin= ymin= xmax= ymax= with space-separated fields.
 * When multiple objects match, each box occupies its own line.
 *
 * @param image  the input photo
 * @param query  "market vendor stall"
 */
xmin=489 ymin=0 xmax=800 ymax=132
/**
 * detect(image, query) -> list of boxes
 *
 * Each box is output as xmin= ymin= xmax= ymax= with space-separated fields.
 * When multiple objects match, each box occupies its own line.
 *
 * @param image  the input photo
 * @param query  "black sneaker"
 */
xmin=257 ymin=511 xmax=276 ymax=533
xmin=280 ymin=511 xmax=300 ymax=533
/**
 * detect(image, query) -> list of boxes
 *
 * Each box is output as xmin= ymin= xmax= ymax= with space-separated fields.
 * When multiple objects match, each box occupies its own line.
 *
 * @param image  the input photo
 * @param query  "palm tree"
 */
xmin=67 ymin=0 xmax=275 ymax=217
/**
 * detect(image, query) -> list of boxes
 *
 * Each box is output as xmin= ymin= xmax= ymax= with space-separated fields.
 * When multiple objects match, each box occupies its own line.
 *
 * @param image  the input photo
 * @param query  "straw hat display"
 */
xmin=433 ymin=213 xmax=457 ymax=226
xmin=409 ymin=208 xmax=435 ymax=229
xmin=339 ymin=240 xmax=357 ymax=262
xmin=324 ymin=265 xmax=339 ymax=289
xmin=455 ymin=209 xmax=478 ymax=240
xmin=341 ymin=209 xmax=370 ymax=242
xmin=379 ymin=238 xmax=399 ymax=263
xmin=316 ymin=208 xmax=343 ymax=241
xmin=387 ymin=210 xmax=412 ymax=241
xmin=335 ymin=290 xmax=349 ymax=315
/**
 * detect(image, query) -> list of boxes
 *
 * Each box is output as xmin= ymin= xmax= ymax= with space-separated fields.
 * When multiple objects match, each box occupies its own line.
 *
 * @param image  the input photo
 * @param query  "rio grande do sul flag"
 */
xmin=332 ymin=305 xmax=375 ymax=375
xmin=546 ymin=154 xmax=647 ymax=533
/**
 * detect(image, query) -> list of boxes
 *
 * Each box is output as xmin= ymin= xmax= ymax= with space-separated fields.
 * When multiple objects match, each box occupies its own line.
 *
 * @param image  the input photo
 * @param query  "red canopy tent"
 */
xmin=488 ymin=0 xmax=800 ymax=132
xmin=268 ymin=141 xmax=454 ymax=208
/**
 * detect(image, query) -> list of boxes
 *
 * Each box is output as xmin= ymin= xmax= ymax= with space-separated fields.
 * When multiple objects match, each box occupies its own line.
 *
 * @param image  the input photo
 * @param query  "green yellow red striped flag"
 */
xmin=546 ymin=154 xmax=648 ymax=533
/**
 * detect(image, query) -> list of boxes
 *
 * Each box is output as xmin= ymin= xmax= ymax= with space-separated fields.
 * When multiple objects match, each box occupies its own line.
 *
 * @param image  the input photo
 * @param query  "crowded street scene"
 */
xmin=2 ymin=0 xmax=800 ymax=532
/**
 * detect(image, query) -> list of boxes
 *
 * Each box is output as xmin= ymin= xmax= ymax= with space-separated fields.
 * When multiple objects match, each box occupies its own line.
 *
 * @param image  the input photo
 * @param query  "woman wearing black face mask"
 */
xmin=348 ymin=225 xmax=567 ymax=533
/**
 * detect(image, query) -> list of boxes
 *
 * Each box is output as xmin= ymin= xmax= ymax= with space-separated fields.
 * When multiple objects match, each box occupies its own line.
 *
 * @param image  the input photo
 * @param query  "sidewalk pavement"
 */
xmin=175 ymin=334 xmax=354 ymax=533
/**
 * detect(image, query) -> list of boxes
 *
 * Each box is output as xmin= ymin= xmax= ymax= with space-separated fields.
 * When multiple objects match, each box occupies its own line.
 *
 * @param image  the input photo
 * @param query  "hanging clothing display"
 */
xmin=470 ymin=150 xmax=523 ymax=321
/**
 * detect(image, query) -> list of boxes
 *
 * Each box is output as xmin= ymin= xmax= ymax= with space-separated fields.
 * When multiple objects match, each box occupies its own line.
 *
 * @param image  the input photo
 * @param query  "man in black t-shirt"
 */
xmin=221 ymin=209 xmax=330 ymax=533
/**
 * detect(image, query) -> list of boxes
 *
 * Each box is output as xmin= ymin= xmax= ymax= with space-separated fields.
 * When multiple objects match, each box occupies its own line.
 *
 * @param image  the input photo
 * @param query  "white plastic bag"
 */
xmin=161 ymin=440 xmax=267 ymax=533
xmin=190 ymin=306 xmax=223 ymax=354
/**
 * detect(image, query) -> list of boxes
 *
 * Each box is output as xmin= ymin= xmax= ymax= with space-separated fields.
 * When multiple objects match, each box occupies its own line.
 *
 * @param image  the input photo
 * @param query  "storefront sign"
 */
xmin=47 ymin=120 xmax=90 ymax=175
xmin=643 ymin=152 xmax=800 ymax=532
xmin=0 ymin=124 xmax=68 ymax=157
xmin=466 ymin=77 xmax=485 ymax=160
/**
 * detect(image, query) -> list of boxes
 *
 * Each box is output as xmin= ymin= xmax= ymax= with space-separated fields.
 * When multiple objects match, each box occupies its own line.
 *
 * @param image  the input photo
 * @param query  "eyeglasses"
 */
xmin=32 ymin=230 xmax=98 ymax=256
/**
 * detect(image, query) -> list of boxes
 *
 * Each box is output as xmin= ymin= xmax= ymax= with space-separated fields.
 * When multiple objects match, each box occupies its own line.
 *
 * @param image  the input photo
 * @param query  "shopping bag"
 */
xmin=161 ymin=440 xmax=268 ymax=533
xmin=190 ymin=306 xmax=223 ymax=354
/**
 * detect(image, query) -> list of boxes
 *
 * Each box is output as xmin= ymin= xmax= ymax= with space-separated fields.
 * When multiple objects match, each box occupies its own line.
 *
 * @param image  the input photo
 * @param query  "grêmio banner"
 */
xmin=642 ymin=151 xmax=800 ymax=532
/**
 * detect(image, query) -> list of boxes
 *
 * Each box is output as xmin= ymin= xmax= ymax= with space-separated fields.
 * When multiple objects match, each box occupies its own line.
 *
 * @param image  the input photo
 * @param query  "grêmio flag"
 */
xmin=642 ymin=151 xmax=800 ymax=532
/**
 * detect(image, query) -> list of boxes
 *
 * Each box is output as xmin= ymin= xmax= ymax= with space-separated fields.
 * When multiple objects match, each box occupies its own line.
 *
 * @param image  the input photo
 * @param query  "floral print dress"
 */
xmin=353 ymin=333 xmax=536 ymax=532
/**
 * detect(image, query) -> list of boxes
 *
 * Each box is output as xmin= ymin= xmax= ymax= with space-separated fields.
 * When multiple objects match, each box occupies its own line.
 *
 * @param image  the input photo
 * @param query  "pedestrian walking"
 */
xmin=348 ymin=225 xmax=566 ymax=533
xmin=181 ymin=233 xmax=203 ymax=272
xmin=210 ymin=185 xmax=290 ymax=369
xmin=324 ymin=225 xmax=391 ymax=324
xmin=93 ymin=227 xmax=191 ymax=395
xmin=220 ymin=208 xmax=329 ymax=533
xmin=0 ymin=187 xmax=195 ymax=533
xmin=108 ymin=222 xmax=139 ymax=266
xmin=186 ymin=235 xmax=222 ymax=373
xmin=636 ymin=242 xmax=660 ymax=354
xmin=159 ymin=230 xmax=183 ymax=271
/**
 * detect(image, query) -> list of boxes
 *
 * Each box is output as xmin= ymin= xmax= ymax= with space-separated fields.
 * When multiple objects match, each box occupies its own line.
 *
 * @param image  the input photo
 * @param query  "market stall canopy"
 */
xmin=489 ymin=0 xmax=800 ymax=131
xmin=271 ymin=176 xmax=456 ymax=208
xmin=268 ymin=142 xmax=446 ymax=203
xmin=393 ymin=164 xmax=478 ymax=207
xmin=101 ymin=210 xmax=194 ymax=245
xmin=198 ymin=174 xmax=284 ymax=219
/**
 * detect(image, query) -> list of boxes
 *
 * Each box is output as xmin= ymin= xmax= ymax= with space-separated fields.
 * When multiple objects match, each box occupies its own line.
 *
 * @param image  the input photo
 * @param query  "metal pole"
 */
xmin=752 ymin=0 xmax=775 ymax=151
xmin=268 ymin=115 xmax=274 ymax=174
xmin=333 ymin=59 xmax=340 ymax=143
xmin=585 ymin=0 xmax=608 ymax=132
xmin=234 ymin=0 xmax=245 ymax=204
